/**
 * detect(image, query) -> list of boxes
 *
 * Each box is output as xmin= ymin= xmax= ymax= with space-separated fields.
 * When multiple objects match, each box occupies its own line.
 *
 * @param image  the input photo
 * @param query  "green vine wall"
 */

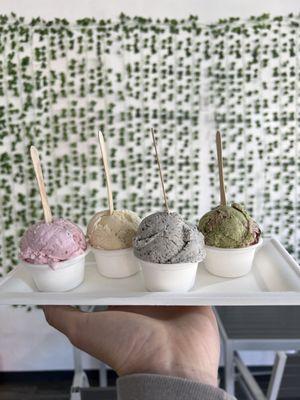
xmin=0 ymin=14 xmax=299 ymax=276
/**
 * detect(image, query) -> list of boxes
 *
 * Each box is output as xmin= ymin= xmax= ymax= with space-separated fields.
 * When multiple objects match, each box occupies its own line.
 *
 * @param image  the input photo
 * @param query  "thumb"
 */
xmin=42 ymin=306 xmax=142 ymax=372
xmin=43 ymin=305 xmax=88 ymax=345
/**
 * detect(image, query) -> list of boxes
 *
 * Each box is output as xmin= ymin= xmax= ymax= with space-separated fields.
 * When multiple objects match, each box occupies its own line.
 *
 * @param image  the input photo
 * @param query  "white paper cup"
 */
xmin=138 ymin=259 xmax=199 ymax=292
xmin=92 ymin=247 xmax=140 ymax=278
xmin=203 ymin=238 xmax=263 ymax=278
xmin=21 ymin=250 xmax=88 ymax=292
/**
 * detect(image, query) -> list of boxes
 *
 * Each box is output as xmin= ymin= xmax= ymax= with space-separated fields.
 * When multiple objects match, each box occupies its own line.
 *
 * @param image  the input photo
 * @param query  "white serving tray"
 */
xmin=0 ymin=238 xmax=300 ymax=305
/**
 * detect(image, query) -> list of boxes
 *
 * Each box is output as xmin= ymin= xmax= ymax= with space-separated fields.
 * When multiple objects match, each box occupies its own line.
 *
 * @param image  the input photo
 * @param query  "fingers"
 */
xmin=108 ymin=305 xmax=212 ymax=315
xmin=42 ymin=305 xmax=151 ymax=371
xmin=108 ymin=306 xmax=170 ymax=319
xmin=204 ymin=306 xmax=219 ymax=330
xmin=107 ymin=306 xmax=196 ymax=320
xmin=43 ymin=305 xmax=88 ymax=345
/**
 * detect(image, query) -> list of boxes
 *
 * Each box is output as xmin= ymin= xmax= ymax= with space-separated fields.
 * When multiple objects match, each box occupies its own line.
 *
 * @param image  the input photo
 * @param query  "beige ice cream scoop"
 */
xmin=87 ymin=210 xmax=141 ymax=250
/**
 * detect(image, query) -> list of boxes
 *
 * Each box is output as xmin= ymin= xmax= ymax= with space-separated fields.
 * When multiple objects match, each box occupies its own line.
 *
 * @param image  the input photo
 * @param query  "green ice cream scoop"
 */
xmin=198 ymin=203 xmax=261 ymax=248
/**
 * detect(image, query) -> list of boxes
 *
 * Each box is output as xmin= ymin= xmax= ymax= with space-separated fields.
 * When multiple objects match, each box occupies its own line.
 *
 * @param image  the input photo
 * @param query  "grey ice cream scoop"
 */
xmin=133 ymin=211 xmax=206 ymax=264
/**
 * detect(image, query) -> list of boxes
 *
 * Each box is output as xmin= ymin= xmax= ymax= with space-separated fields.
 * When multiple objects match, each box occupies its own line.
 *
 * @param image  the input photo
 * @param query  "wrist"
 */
xmin=121 ymin=356 xmax=218 ymax=387
xmin=117 ymin=320 xmax=219 ymax=389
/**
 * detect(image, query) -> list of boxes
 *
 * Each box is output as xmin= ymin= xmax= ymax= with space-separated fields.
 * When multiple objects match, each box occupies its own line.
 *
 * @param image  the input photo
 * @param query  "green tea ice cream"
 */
xmin=198 ymin=203 xmax=261 ymax=248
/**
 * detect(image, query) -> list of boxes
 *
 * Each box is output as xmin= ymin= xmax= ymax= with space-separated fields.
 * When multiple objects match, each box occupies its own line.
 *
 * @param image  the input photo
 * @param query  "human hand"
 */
xmin=43 ymin=306 xmax=220 ymax=387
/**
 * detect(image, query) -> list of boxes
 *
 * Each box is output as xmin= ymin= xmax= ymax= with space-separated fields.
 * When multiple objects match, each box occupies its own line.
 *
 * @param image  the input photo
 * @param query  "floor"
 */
xmin=0 ymin=371 xmax=74 ymax=400
xmin=1 ymin=367 xmax=299 ymax=399
xmin=0 ymin=368 xmax=277 ymax=400
xmin=0 ymin=370 xmax=109 ymax=400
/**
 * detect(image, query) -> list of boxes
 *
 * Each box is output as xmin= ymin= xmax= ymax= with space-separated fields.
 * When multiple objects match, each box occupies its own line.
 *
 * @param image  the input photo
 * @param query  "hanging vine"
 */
xmin=0 ymin=13 xmax=299 ymax=276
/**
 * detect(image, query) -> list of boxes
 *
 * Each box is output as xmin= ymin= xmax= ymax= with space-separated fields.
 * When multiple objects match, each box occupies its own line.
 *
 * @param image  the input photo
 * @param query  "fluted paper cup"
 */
xmin=21 ymin=250 xmax=88 ymax=292
xmin=203 ymin=238 xmax=263 ymax=278
xmin=137 ymin=259 xmax=199 ymax=292
xmin=92 ymin=247 xmax=140 ymax=278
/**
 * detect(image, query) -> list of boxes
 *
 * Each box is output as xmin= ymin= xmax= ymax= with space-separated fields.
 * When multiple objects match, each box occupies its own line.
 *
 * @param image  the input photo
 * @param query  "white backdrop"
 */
xmin=1 ymin=0 xmax=299 ymax=372
xmin=1 ymin=0 xmax=299 ymax=22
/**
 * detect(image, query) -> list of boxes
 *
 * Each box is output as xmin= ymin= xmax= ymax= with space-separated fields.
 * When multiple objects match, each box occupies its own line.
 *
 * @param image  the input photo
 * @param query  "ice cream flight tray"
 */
xmin=1 ymin=130 xmax=300 ymax=305
xmin=1 ymin=237 xmax=300 ymax=306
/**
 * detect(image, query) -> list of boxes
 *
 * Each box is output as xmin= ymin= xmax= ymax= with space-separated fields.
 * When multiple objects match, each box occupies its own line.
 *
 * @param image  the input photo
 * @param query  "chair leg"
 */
xmin=70 ymin=346 xmax=90 ymax=400
xmin=70 ymin=306 xmax=98 ymax=399
xmin=99 ymin=361 xmax=108 ymax=387
xmin=266 ymin=352 xmax=287 ymax=400
xmin=234 ymin=351 xmax=265 ymax=400
xmin=224 ymin=343 xmax=235 ymax=395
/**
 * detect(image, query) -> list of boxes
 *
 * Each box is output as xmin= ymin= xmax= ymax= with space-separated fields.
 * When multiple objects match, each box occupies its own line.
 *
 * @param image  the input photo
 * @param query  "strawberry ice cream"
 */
xmin=20 ymin=218 xmax=87 ymax=267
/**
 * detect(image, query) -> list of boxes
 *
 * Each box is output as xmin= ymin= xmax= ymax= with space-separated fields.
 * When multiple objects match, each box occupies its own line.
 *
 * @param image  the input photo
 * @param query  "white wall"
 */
xmin=0 ymin=0 xmax=299 ymax=21
xmin=1 ymin=0 xmax=299 ymax=373
xmin=0 ymin=306 xmax=99 ymax=371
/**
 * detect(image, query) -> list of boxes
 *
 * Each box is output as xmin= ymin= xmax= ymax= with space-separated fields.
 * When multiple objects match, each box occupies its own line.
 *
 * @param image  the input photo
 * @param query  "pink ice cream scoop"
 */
xmin=20 ymin=219 xmax=87 ymax=267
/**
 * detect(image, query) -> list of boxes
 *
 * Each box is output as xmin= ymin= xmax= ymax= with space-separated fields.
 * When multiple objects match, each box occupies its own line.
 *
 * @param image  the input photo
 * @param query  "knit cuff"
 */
xmin=117 ymin=373 xmax=235 ymax=400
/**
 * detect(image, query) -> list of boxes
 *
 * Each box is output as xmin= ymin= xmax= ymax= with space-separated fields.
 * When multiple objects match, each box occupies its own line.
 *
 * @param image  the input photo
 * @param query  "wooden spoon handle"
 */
xmin=98 ymin=130 xmax=114 ymax=215
xmin=151 ymin=128 xmax=170 ymax=213
xmin=216 ymin=131 xmax=227 ymax=206
xmin=30 ymin=146 xmax=52 ymax=223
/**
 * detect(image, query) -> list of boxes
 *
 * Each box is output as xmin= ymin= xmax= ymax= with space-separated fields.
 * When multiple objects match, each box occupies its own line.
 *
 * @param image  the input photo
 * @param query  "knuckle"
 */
xmin=43 ymin=307 xmax=53 ymax=325
xmin=67 ymin=325 xmax=80 ymax=346
xmin=67 ymin=313 xmax=88 ymax=347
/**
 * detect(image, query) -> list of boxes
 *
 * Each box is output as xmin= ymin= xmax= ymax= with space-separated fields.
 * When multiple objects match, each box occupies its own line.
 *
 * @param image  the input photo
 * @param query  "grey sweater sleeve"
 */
xmin=117 ymin=374 xmax=236 ymax=400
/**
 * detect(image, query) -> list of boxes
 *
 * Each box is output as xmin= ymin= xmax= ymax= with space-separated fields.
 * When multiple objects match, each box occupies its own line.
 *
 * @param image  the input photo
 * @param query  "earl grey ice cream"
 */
xmin=133 ymin=211 xmax=205 ymax=264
